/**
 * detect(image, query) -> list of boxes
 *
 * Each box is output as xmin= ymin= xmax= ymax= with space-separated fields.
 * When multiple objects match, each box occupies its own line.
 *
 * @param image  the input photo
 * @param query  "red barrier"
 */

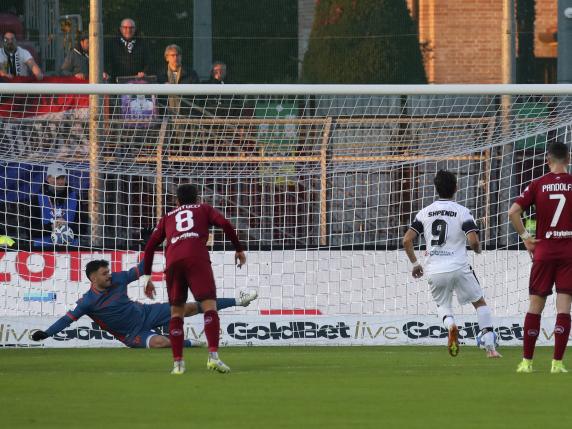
xmin=0 ymin=76 xmax=89 ymax=118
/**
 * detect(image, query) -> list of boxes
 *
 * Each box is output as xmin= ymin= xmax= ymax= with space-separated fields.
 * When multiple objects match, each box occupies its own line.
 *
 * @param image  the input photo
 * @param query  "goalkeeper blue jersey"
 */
xmin=45 ymin=260 xmax=146 ymax=341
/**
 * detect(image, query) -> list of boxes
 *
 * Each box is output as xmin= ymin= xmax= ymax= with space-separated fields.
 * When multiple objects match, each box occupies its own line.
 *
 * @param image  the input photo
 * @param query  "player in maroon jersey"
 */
xmin=509 ymin=142 xmax=572 ymax=374
xmin=141 ymin=184 xmax=246 ymax=374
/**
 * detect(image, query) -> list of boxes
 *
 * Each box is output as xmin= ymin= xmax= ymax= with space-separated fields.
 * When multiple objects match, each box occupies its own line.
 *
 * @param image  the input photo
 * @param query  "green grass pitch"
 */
xmin=1 ymin=346 xmax=570 ymax=428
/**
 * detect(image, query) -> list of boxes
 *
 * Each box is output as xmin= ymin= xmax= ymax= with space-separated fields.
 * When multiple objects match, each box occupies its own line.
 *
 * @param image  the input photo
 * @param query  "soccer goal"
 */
xmin=0 ymin=83 xmax=571 ymax=347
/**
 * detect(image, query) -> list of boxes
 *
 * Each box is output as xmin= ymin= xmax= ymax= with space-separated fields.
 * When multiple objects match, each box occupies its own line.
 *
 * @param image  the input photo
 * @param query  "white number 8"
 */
xmin=175 ymin=210 xmax=194 ymax=232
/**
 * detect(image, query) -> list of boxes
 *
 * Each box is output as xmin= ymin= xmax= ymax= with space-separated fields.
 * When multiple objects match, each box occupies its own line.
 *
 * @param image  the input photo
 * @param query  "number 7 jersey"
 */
xmin=409 ymin=199 xmax=479 ymax=275
xmin=514 ymin=172 xmax=572 ymax=261
xmin=143 ymin=203 xmax=244 ymax=274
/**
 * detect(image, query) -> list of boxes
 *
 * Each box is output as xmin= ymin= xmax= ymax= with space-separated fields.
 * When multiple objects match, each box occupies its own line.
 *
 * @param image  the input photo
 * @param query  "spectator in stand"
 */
xmin=30 ymin=163 xmax=81 ymax=247
xmin=105 ymin=18 xmax=149 ymax=82
xmin=205 ymin=61 xmax=227 ymax=84
xmin=61 ymin=34 xmax=89 ymax=79
xmin=157 ymin=44 xmax=199 ymax=116
xmin=0 ymin=31 xmax=43 ymax=80
xmin=61 ymin=34 xmax=108 ymax=81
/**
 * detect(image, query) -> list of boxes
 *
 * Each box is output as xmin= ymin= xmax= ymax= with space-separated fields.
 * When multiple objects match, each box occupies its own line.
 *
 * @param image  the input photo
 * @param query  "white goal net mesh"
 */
xmin=1 ymin=84 xmax=571 ymax=324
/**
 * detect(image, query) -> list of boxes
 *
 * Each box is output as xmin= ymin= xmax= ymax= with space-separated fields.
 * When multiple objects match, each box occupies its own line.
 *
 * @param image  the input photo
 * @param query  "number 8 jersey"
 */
xmin=143 ymin=203 xmax=244 ymax=274
xmin=410 ymin=199 xmax=479 ymax=275
xmin=514 ymin=172 xmax=572 ymax=261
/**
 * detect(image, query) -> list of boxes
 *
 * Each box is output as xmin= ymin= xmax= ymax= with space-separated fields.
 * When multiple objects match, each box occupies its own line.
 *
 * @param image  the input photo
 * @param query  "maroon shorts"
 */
xmin=529 ymin=259 xmax=572 ymax=297
xmin=165 ymin=257 xmax=217 ymax=305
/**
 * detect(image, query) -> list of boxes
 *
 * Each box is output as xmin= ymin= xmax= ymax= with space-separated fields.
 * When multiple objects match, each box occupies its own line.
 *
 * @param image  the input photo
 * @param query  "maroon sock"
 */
xmin=169 ymin=317 xmax=184 ymax=361
xmin=523 ymin=312 xmax=541 ymax=360
xmin=204 ymin=310 xmax=220 ymax=353
xmin=554 ymin=313 xmax=571 ymax=361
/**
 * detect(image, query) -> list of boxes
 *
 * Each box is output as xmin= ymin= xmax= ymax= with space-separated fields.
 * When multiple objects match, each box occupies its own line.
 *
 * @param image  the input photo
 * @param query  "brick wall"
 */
xmin=298 ymin=0 xmax=557 ymax=84
xmin=535 ymin=0 xmax=557 ymax=58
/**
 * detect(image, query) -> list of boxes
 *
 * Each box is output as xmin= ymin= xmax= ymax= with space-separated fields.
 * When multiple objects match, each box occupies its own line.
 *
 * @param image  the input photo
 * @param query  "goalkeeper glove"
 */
xmin=32 ymin=330 xmax=49 ymax=341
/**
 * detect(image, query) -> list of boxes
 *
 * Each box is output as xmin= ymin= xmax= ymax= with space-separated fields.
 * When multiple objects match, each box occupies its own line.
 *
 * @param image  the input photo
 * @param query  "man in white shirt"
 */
xmin=0 ymin=31 xmax=43 ymax=80
xmin=403 ymin=170 xmax=501 ymax=358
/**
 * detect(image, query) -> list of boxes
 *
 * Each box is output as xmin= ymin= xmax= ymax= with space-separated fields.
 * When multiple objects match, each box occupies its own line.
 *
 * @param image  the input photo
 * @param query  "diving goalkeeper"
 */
xmin=31 ymin=259 xmax=256 ymax=348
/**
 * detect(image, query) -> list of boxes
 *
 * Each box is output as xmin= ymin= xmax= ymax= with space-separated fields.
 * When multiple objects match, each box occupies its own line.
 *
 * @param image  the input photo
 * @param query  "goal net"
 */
xmin=1 ymin=83 xmax=571 ymax=347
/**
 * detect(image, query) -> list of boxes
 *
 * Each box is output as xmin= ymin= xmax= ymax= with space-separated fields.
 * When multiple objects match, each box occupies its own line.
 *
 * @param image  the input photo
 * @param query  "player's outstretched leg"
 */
xmin=184 ymin=339 xmax=206 ymax=348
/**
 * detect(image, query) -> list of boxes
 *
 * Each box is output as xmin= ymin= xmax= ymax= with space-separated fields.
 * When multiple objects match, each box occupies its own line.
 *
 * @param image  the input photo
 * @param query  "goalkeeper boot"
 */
xmin=171 ymin=360 xmax=186 ymax=375
xmin=185 ymin=339 xmax=206 ymax=348
xmin=237 ymin=290 xmax=258 ymax=307
xmin=447 ymin=324 xmax=459 ymax=357
xmin=551 ymin=359 xmax=568 ymax=374
xmin=516 ymin=358 xmax=533 ymax=373
xmin=207 ymin=357 xmax=231 ymax=373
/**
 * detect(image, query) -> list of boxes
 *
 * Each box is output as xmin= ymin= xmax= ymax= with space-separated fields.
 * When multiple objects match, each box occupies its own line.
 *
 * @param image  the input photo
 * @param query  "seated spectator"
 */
xmin=157 ymin=44 xmax=199 ymax=116
xmin=205 ymin=61 xmax=227 ymax=84
xmin=105 ymin=18 xmax=149 ymax=83
xmin=30 ymin=163 xmax=81 ymax=247
xmin=61 ymin=34 xmax=109 ymax=81
xmin=0 ymin=31 xmax=43 ymax=80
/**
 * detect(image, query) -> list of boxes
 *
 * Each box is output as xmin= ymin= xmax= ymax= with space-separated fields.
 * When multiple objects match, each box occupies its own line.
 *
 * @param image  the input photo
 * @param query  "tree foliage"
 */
xmin=302 ymin=0 xmax=426 ymax=83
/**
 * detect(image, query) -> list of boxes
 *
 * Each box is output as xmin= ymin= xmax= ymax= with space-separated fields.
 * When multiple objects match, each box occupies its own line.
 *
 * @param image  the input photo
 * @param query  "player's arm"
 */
xmin=462 ymin=213 xmax=481 ymax=254
xmin=141 ymin=220 xmax=166 ymax=297
xmin=207 ymin=206 xmax=246 ymax=267
xmin=508 ymin=202 xmax=538 ymax=254
xmin=466 ymin=232 xmax=481 ymax=254
xmin=31 ymin=304 xmax=87 ymax=341
xmin=403 ymin=227 xmax=423 ymax=278
xmin=112 ymin=258 xmax=155 ymax=299
xmin=112 ymin=258 xmax=146 ymax=285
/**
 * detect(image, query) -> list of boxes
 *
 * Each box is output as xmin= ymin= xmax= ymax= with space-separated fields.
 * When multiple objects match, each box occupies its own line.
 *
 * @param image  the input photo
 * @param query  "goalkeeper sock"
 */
xmin=197 ymin=298 xmax=236 ymax=313
xmin=204 ymin=310 xmax=220 ymax=353
xmin=523 ymin=312 xmax=541 ymax=360
xmin=169 ymin=316 xmax=184 ymax=361
xmin=554 ymin=313 xmax=571 ymax=361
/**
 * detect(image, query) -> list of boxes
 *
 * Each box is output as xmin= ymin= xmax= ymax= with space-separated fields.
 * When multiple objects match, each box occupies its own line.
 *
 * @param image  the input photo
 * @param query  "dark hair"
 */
xmin=548 ymin=142 xmax=570 ymax=163
xmin=76 ymin=33 xmax=88 ymax=51
xmin=176 ymin=184 xmax=198 ymax=205
xmin=434 ymin=170 xmax=457 ymax=199
xmin=85 ymin=260 xmax=109 ymax=281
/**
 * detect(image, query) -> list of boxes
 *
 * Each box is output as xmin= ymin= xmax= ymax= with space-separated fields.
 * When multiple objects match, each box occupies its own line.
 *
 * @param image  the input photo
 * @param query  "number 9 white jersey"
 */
xmin=409 ymin=199 xmax=479 ymax=275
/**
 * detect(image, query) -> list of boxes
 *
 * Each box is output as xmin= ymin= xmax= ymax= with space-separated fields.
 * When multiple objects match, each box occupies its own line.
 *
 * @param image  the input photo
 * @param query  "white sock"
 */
xmin=476 ymin=306 xmax=493 ymax=331
xmin=476 ymin=306 xmax=496 ymax=349
xmin=443 ymin=316 xmax=456 ymax=330
xmin=481 ymin=331 xmax=496 ymax=350
xmin=209 ymin=351 xmax=219 ymax=360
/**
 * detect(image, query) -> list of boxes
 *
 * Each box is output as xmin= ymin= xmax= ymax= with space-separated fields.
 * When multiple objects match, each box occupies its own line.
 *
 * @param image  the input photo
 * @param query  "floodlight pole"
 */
xmin=89 ymin=0 xmax=103 ymax=247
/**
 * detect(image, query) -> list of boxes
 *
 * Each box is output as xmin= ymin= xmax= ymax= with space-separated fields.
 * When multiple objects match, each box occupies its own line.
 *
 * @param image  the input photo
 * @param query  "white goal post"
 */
xmin=0 ymin=83 xmax=571 ymax=347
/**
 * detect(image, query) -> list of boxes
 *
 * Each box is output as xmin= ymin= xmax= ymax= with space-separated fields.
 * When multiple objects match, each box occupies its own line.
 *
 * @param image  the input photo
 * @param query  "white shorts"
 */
xmin=428 ymin=265 xmax=483 ymax=307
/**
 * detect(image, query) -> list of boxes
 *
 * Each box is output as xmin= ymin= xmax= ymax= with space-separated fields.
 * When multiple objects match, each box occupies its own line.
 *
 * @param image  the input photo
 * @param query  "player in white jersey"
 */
xmin=403 ymin=170 xmax=501 ymax=358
